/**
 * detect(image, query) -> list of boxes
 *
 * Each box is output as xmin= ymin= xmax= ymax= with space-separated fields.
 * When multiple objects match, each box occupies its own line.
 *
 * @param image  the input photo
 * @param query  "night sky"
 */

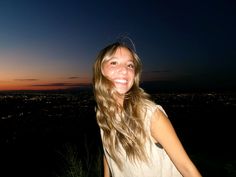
xmin=0 ymin=0 xmax=235 ymax=91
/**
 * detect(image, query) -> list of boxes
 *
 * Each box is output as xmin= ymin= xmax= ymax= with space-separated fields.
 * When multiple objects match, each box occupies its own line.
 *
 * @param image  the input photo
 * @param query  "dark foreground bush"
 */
xmin=55 ymin=142 xmax=103 ymax=177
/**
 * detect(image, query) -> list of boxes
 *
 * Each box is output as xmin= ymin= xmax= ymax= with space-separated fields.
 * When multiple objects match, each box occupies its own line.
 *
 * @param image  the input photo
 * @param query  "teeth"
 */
xmin=114 ymin=79 xmax=127 ymax=84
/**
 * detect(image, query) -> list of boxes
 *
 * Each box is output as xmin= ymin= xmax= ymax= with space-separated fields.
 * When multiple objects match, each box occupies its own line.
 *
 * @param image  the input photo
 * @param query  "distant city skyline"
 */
xmin=0 ymin=0 xmax=235 ymax=91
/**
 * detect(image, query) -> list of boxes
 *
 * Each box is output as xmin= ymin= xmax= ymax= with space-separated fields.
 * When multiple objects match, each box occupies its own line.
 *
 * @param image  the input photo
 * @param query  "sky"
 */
xmin=0 ymin=0 xmax=235 ymax=91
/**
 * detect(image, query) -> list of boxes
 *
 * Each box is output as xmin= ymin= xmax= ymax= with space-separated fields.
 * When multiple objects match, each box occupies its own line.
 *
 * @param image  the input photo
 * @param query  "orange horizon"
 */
xmin=0 ymin=82 xmax=92 ymax=91
xmin=0 ymin=86 xmax=72 ymax=91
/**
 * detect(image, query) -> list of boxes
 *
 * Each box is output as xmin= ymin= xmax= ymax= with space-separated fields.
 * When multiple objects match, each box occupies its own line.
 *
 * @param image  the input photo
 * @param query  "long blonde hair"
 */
xmin=93 ymin=42 xmax=151 ymax=168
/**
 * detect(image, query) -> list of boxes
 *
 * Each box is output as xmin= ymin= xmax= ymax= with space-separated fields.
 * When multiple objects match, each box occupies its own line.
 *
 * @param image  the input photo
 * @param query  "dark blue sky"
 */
xmin=0 ymin=0 xmax=235 ymax=90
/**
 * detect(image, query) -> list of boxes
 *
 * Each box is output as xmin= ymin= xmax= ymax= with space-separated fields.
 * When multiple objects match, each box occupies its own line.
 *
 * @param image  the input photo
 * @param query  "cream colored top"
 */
xmin=101 ymin=102 xmax=183 ymax=177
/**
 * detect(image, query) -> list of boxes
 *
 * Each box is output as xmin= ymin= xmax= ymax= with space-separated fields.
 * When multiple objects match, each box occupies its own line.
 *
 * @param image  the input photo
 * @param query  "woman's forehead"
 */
xmin=103 ymin=47 xmax=134 ymax=62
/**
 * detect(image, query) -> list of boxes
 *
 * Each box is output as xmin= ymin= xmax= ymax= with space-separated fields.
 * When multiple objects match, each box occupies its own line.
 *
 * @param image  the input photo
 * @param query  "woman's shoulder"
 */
xmin=143 ymin=100 xmax=168 ymax=117
xmin=143 ymin=100 xmax=162 ymax=111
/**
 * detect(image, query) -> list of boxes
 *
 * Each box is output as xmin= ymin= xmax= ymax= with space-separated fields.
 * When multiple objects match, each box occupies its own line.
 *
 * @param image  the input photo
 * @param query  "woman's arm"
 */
xmin=150 ymin=108 xmax=202 ymax=177
xmin=103 ymin=155 xmax=110 ymax=177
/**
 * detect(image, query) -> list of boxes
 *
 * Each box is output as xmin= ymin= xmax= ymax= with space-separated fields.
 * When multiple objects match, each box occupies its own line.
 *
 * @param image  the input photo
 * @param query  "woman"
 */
xmin=92 ymin=41 xmax=202 ymax=177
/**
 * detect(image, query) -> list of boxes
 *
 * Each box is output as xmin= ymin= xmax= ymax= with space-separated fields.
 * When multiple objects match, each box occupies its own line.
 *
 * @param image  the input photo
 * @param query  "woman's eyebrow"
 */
xmin=104 ymin=57 xmax=134 ymax=62
xmin=103 ymin=56 xmax=116 ymax=62
xmin=106 ymin=56 xmax=117 ymax=61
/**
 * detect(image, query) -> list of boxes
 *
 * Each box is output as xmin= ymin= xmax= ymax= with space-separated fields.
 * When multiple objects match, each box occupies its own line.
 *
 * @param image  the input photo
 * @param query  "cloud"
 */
xmin=32 ymin=82 xmax=89 ymax=87
xmin=14 ymin=79 xmax=39 ymax=81
xmin=68 ymin=77 xmax=80 ymax=79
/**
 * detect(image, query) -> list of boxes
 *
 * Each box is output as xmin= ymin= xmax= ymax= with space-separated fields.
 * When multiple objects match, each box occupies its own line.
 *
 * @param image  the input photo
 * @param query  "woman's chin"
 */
xmin=114 ymin=84 xmax=131 ymax=95
xmin=115 ymin=88 xmax=128 ymax=95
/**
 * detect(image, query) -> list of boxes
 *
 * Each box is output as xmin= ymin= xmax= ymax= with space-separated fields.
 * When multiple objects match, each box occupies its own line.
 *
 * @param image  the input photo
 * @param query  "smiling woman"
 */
xmin=92 ymin=41 xmax=202 ymax=177
xmin=101 ymin=47 xmax=136 ymax=104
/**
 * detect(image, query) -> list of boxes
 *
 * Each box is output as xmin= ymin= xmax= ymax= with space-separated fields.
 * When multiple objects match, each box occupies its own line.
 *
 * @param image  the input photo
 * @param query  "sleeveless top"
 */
xmin=100 ymin=102 xmax=183 ymax=177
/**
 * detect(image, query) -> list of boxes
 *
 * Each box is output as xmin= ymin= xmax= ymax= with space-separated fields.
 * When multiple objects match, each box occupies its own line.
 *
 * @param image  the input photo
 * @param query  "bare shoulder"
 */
xmin=150 ymin=105 xmax=177 ymax=143
xmin=151 ymin=105 xmax=168 ymax=124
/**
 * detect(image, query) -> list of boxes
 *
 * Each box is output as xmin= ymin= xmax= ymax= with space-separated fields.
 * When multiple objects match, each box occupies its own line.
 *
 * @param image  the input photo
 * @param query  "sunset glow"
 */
xmin=0 ymin=0 xmax=235 ymax=91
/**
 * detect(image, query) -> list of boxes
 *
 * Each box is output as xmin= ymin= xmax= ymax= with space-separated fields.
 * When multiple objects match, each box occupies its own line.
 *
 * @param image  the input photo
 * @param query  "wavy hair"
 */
xmin=93 ymin=42 xmax=152 ymax=169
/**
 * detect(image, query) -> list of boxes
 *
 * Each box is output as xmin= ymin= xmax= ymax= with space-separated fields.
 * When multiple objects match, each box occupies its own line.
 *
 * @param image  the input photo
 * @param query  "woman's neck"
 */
xmin=116 ymin=94 xmax=124 ymax=107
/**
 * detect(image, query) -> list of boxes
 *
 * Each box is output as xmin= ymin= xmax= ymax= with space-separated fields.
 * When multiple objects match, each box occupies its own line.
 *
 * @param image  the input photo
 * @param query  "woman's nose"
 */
xmin=117 ymin=64 xmax=128 ymax=74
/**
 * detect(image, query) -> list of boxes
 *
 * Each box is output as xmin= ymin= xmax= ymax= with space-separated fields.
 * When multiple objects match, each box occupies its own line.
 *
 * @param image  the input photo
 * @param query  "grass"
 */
xmin=55 ymin=138 xmax=103 ymax=177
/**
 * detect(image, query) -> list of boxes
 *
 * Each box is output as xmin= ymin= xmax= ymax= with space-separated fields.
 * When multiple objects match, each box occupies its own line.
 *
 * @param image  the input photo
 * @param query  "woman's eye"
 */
xmin=128 ymin=63 xmax=134 ymax=69
xmin=110 ymin=61 xmax=117 ymax=65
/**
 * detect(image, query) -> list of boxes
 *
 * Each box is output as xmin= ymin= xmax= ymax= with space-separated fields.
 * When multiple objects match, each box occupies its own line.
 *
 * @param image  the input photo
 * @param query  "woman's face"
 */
xmin=102 ymin=47 xmax=135 ymax=96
